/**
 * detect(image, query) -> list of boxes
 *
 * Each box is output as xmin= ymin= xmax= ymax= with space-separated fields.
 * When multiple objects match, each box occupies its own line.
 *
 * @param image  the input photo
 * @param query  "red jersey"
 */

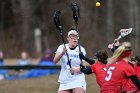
xmin=133 ymin=64 xmax=140 ymax=93
xmin=134 ymin=64 xmax=140 ymax=79
xmin=121 ymin=64 xmax=140 ymax=93
xmin=121 ymin=79 xmax=137 ymax=93
xmin=90 ymin=62 xmax=106 ymax=88
xmin=101 ymin=59 xmax=136 ymax=93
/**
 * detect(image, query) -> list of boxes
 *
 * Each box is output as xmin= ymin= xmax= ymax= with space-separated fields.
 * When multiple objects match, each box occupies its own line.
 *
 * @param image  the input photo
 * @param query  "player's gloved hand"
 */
xmin=113 ymin=39 xmax=120 ymax=47
xmin=80 ymin=63 xmax=92 ymax=74
xmin=80 ymin=63 xmax=85 ymax=72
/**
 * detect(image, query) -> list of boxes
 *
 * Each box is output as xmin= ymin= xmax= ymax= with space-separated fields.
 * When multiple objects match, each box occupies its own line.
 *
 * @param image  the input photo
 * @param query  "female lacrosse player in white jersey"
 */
xmin=53 ymin=28 xmax=87 ymax=93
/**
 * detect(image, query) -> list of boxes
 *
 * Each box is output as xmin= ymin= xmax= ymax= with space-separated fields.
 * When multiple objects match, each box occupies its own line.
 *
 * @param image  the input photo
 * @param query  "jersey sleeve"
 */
xmin=56 ymin=44 xmax=64 ymax=53
xmin=124 ymin=63 xmax=136 ymax=77
xmin=80 ymin=46 xmax=86 ymax=56
xmin=80 ymin=46 xmax=87 ymax=63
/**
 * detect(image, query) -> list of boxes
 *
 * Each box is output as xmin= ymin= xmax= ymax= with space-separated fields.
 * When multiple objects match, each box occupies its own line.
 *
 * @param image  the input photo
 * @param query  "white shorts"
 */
xmin=58 ymin=81 xmax=86 ymax=91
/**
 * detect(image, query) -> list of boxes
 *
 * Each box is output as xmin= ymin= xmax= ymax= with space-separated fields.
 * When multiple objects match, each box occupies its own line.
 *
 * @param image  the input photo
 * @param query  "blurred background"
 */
xmin=0 ymin=0 xmax=140 ymax=58
xmin=0 ymin=0 xmax=140 ymax=93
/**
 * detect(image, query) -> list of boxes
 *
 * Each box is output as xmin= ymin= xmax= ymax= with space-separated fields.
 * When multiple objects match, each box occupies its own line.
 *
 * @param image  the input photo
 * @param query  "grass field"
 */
xmin=0 ymin=59 xmax=100 ymax=93
xmin=0 ymin=73 xmax=100 ymax=93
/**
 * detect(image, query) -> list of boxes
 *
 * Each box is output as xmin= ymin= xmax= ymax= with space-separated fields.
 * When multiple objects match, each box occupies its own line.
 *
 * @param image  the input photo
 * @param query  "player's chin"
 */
xmin=72 ymin=41 xmax=78 ymax=45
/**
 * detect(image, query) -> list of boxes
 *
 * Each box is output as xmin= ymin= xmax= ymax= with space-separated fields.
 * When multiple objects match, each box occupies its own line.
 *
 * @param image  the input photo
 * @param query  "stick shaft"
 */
xmin=54 ymin=11 xmax=73 ymax=75
xmin=74 ymin=21 xmax=83 ymax=67
xmin=60 ymin=31 xmax=72 ymax=68
xmin=60 ymin=31 xmax=73 ymax=75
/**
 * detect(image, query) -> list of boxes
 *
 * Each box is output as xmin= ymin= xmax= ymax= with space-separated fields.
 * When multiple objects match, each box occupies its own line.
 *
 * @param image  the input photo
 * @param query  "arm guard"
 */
xmin=79 ymin=53 xmax=95 ymax=65
xmin=80 ymin=65 xmax=92 ymax=75
xmin=129 ymin=75 xmax=140 ymax=90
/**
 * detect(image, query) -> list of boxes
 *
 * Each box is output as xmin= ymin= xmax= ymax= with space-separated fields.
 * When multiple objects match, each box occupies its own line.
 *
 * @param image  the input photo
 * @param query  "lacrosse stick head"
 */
xmin=112 ymin=28 xmax=134 ymax=45
xmin=71 ymin=2 xmax=80 ymax=22
xmin=120 ymin=28 xmax=133 ymax=37
xmin=116 ymin=28 xmax=133 ymax=41
xmin=53 ymin=11 xmax=62 ymax=31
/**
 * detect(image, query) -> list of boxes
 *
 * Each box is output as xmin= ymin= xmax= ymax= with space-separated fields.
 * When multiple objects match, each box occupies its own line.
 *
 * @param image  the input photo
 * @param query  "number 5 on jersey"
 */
xmin=105 ymin=66 xmax=115 ymax=81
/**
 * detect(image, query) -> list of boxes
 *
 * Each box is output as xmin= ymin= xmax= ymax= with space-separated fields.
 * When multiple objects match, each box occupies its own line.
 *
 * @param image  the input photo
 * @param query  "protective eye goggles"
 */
xmin=69 ymin=34 xmax=79 ymax=39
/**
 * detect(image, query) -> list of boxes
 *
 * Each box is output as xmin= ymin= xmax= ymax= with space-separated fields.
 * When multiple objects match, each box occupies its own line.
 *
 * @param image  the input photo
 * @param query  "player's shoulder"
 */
xmin=79 ymin=45 xmax=86 ymax=51
xmin=120 ymin=62 xmax=134 ymax=70
xmin=80 ymin=45 xmax=85 ymax=49
xmin=119 ymin=61 xmax=129 ymax=66
xmin=58 ymin=44 xmax=68 ymax=47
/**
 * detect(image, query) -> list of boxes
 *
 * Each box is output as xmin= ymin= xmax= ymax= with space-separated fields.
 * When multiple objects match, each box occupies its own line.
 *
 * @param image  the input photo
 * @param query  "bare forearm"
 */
xmin=53 ymin=53 xmax=64 ymax=64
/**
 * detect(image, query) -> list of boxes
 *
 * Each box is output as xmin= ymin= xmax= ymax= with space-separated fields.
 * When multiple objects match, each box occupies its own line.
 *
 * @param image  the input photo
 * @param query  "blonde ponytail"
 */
xmin=107 ymin=42 xmax=131 ymax=65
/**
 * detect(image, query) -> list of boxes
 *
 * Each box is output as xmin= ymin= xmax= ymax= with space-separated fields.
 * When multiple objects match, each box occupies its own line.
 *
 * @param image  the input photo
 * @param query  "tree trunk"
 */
xmin=129 ymin=0 xmax=140 ymax=53
xmin=0 ymin=2 xmax=5 ymax=46
xmin=19 ymin=0 xmax=32 ymax=50
xmin=134 ymin=0 xmax=140 ymax=53
xmin=107 ymin=0 xmax=114 ymax=43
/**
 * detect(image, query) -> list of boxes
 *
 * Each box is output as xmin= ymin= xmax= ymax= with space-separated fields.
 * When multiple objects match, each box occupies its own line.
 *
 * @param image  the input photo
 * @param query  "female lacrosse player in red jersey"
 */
xmin=53 ymin=28 xmax=87 ymax=93
xmin=79 ymin=50 xmax=108 ymax=88
xmin=133 ymin=56 xmax=140 ymax=79
xmin=101 ymin=42 xmax=140 ymax=93
xmin=121 ymin=56 xmax=140 ymax=93
xmin=108 ymin=40 xmax=140 ymax=93
xmin=134 ymin=56 xmax=140 ymax=93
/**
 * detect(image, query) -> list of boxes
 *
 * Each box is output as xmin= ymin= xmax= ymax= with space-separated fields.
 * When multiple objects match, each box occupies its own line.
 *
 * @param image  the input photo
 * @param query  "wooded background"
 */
xmin=0 ymin=0 xmax=140 ymax=58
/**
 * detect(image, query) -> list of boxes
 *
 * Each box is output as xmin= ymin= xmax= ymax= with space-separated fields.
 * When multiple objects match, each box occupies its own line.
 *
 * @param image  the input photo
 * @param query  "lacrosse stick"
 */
xmin=71 ymin=2 xmax=82 ymax=55
xmin=53 ymin=11 xmax=73 ymax=74
xmin=112 ymin=28 xmax=134 ymax=45
xmin=71 ymin=2 xmax=80 ymax=23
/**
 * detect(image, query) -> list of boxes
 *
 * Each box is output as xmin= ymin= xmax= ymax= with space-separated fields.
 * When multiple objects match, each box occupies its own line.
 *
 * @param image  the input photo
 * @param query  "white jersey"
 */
xmin=56 ymin=44 xmax=86 ymax=84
